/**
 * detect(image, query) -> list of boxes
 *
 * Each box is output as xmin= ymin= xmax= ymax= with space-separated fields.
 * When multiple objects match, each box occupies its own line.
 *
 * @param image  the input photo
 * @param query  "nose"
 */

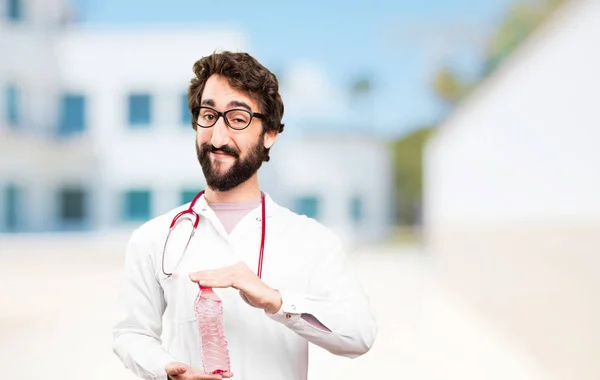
xmin=210 ymin=115 xmax=231 ymax=149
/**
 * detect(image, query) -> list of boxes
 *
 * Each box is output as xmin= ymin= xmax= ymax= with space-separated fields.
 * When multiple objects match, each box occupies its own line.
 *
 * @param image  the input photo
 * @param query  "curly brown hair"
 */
xmin=187 ymin=51 xmax=285 ymax=162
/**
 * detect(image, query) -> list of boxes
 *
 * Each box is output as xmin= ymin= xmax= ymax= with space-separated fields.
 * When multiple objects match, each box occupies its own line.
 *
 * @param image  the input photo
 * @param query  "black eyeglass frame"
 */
xmin=194 ymin=106 xmax=265 ymax=131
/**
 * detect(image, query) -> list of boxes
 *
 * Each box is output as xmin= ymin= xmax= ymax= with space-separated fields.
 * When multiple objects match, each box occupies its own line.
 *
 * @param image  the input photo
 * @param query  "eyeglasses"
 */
xmin=195 ymin=106 xmax=264 ymax=131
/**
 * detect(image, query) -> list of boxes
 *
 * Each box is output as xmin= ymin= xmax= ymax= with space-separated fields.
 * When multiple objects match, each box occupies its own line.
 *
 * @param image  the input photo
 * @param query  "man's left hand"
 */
xmin=189 ymin=262 xmax=282 ymax=314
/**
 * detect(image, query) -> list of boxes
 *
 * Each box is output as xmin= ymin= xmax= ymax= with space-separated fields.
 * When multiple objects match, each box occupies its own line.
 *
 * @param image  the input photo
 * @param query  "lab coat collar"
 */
xmin=191 ymin=191 xmax=278 ymax=219
xmin=190 ymin=191 xmax=278 ymax=239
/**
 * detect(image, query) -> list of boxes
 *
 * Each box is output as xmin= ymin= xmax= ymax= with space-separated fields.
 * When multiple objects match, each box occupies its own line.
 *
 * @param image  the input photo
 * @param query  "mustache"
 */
xmin=201 ymin=143 xmax=240 ymax=158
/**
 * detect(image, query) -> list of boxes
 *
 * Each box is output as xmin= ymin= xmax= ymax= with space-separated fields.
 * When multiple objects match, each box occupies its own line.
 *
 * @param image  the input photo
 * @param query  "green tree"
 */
xmin=431 ymin=0 xmax=567 ymax=105
xmin=391 ymin=0 xmax=568 ymax=226
xmin=483 ymin=0 xmax=567 ymax=75
xmin=431 ymin=66 xmax=471 ymax=107
xmin=391 ymin=126 xmax=434 ymax=225
xmin=350 ymin=76 xmax=372 ymax=95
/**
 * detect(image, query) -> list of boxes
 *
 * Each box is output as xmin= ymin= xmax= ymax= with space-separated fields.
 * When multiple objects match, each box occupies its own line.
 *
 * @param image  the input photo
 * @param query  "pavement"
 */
xmin=0 ymin=234 xmax=547 ymax=380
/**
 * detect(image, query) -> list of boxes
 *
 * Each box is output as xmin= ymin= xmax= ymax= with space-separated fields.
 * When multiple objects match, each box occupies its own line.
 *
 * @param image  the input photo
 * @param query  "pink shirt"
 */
xmin=208 ymin=200 xmax=261 ymax=235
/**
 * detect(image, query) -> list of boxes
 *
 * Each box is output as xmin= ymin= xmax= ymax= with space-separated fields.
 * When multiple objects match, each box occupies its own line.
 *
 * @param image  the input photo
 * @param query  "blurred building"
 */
xmin=424 ymin=1 xmax=600 ymax=379
xmin=0 ymin=0 xmax=392 ymax=246
xmin=267 ymin=134 xmax=393 ymax=246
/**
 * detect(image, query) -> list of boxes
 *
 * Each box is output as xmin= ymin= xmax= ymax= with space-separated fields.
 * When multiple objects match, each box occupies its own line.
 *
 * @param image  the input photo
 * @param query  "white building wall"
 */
xmin=425 ymin=0 xmax=600 ymax=228
xmin=52 ymin=27 xmax=247 ymax=230
xmin=0 ymin=0 xmax=71 ymax=135
xmin=0 ymin=136 xmax=97 ymax=231
xmin=270 ymin=135 xmax=392 ymax=246
xmin=0 ymin=0 xmax=81 ymax=232
xmin=423 ymin=2 xmax=600 ymax=379
xmin=0 ymin=0 xmax=73 ymax=28
xmin=1 ymin=3 xmax=393 ymax=243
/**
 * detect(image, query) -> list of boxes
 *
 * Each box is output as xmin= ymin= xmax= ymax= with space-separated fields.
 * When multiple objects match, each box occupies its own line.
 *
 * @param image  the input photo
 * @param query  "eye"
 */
xmin=227 ymin=110 xmax=250 ymax=125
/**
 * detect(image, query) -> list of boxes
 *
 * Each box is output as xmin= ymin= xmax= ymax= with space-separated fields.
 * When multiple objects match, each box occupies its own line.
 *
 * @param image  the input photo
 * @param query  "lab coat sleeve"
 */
xmin=266 ymin=232 xmax=378 ymax=358
xmin=112 ymin=227 xmax=176 ymax=380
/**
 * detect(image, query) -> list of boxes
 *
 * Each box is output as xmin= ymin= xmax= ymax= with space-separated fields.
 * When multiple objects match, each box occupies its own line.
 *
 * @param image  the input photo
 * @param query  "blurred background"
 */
xmin=1 ymin=0 xmax=599 ymax=379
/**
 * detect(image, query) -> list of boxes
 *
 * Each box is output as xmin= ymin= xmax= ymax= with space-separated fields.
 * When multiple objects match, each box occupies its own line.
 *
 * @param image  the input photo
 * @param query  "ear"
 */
xmin=263 ymin=129 xmax=278 ymax=149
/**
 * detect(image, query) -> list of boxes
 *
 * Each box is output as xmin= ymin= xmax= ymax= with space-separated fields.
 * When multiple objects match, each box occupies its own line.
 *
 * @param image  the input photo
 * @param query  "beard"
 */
xmin=196 ymin=136 xmax=266 ymax=192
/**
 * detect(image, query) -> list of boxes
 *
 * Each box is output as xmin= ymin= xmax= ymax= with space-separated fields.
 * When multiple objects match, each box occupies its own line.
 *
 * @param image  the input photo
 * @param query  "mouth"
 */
xmin=211 ymin=151 xmax=236 ymax=159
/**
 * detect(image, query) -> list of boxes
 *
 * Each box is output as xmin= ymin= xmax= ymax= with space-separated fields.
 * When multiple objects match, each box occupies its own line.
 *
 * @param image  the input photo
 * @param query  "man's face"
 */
xmin=195 ymin=74 xmax=276 ymax=192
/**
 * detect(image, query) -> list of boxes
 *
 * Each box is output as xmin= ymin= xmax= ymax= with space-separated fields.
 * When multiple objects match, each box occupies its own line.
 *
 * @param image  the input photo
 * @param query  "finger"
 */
xmin=189 ymin=263 xmax=243 ymax=282
xmin=188 ymin=269 xmax=208 ymax=280
xmin=189 ymin=270 xmax=233 ymax=288
xmin=189 ymin=269 xmax=220 ymax=282
xmin=165 ymin=362 xmax=188 ymax=376
xmin=191 ymin=277 xmax=233 ymax=288
xmin=221 ymin=371 xmax=234 ymax=378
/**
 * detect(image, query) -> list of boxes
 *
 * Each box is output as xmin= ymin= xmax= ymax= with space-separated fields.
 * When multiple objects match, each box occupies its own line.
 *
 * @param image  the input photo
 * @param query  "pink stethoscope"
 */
xmin=161 ymin=190 xmax=266 ymax=279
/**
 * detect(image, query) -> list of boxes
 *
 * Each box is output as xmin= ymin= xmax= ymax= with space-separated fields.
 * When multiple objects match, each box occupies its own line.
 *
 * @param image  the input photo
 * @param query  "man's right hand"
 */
xmin=165 ymin=362 xmax=233 ymax=379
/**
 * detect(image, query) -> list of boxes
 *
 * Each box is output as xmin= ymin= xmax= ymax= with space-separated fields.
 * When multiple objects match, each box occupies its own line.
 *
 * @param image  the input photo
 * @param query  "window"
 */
xmin=58 ymin=188 xmax=87 ymax=223
xmin=123 ymin=190 xmax=151 ymax=221
xmin=294 ymin=195 xmax=320 ymax=220
xmin=350 ymin=195 xmax=363 ymax=224
xmin=180 ymin=189 xmax=201 ymax=205
xmin=181 ymin=93 xmax=191 ymax=126
xmin=58 ymin=94 xmax=86 ymax=135
xmin=4 ymin=184 xmax=20 ymax=231
xmin=7 ymin=0 xmax=22 ymax=21
xmin=5 ymin=84 xmax=19 ymax=127
xmin=128 ymin=93 xmax=152 ymax=127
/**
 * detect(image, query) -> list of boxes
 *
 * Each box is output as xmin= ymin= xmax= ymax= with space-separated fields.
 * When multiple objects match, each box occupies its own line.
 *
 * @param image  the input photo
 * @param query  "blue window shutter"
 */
xmin=294 ymin=195 xmax=320 ymax=220
xmin=128 ymin=94 xmax=152 ymax=127
xmin=59 ymin=188 xmax=86 ymax=222
xmin=123 ymin=190 xmax=152 ymax=221
xmin=4 ymin=184 xmax=21 ymax=231
xmin=59 ymin=94 xmax=86 ymax=135
xmin=181 ymin=93 xmax=191 ymax=126
xmin=6 ymin=85 xmax=19 ymax=127
xmin=7 ymin=0 xmax=23 ymax=21
xmin=180 ymin=189 xmax=201 ymax=205
xmin=350 ymin=196 xmax=363 ymax=224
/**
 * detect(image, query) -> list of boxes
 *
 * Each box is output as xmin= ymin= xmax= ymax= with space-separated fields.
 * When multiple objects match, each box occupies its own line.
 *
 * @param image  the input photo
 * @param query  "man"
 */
xmin=112 ymin=51 xmax=378 ymax=380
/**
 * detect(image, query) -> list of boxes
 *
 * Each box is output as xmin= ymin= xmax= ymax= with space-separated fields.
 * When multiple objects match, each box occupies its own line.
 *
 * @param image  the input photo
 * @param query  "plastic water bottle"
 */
xmin=194 ymin=286 xmax=231 ymax=375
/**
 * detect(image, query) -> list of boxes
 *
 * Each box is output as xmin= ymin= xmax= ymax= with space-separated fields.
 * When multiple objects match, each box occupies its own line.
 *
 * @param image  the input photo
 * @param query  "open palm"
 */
xmin=165 ymin=361 xmax=233 ymax=379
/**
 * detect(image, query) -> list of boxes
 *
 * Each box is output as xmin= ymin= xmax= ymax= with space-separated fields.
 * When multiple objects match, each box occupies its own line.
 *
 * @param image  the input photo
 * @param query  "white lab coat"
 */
xmin=112 ymin=193 xmax=378 ymax=380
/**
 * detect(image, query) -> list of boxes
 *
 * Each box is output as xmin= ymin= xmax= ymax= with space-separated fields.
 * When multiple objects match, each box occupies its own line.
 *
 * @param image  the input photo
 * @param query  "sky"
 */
xmin=71 ymin=0 xmax=517 ymax=139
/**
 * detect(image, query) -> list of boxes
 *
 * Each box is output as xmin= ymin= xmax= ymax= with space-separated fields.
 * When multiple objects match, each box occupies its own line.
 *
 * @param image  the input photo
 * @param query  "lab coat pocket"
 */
xmin=177 ymin=316 xmax=202 ymax=369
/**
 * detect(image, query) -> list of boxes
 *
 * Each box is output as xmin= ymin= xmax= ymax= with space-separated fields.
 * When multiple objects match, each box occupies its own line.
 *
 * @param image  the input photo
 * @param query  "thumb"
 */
xmin=165 ymin=361 xmax=188 ymax=375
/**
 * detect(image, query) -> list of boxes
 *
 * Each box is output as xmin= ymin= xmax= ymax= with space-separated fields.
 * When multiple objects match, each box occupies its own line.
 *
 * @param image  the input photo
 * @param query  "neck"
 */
xmin=204 ymin=174 xmax=261 ymax=203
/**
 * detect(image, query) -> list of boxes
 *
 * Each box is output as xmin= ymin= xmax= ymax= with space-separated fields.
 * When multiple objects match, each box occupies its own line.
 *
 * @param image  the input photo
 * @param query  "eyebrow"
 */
xmin=227 ymin=100 xmax=252 ymax=112
xmin=201 ymin=99 xmax=253 ymax=112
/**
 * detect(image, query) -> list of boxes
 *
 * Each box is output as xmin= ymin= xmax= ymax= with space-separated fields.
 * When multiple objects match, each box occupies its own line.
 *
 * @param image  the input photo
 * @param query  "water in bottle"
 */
xmin=194 ymin=285 xmax=231 ymax=375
